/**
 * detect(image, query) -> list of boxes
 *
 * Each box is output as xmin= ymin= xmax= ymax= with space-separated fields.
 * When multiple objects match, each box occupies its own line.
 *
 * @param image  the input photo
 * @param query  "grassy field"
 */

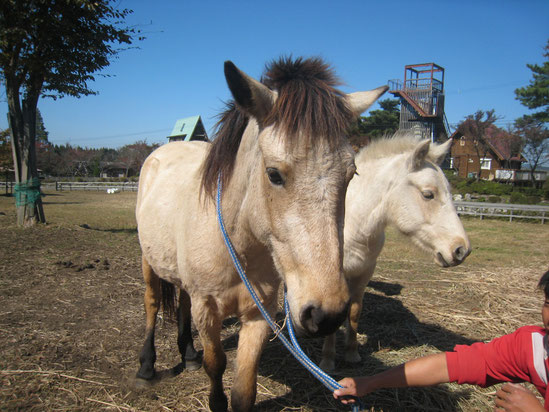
xmin=0 ymin=190 xmax=548 ymax=411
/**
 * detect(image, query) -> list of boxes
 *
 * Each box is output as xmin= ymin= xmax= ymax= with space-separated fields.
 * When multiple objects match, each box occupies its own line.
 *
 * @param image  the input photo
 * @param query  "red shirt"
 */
xmin=446 ymin=326 xmax=549 ymax=410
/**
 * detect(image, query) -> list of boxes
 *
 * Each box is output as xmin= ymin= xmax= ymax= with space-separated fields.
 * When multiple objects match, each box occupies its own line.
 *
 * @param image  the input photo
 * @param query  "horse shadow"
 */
xmin=251 ymin=280 xmax=480 ymax=411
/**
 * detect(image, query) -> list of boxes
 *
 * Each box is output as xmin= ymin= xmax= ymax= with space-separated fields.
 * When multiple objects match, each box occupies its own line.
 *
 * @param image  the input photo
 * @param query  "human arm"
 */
xmin=494 ymin=383 xmax=545 ymax=412
xmin=333 ymin=352 xmax=449 ymax=403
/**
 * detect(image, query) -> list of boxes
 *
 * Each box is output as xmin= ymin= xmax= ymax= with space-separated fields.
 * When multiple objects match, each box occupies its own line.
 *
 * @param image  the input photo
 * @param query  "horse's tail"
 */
xmin=160 ymin=279 xmax=178 ymax=321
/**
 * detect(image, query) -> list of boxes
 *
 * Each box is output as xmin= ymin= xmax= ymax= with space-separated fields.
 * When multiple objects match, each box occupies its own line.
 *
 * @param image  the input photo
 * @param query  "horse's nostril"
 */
xmin=454 ymin=246 xmax=466 ymax=262
xmin=300 ymin=304 xmax=321 ymax=335
xmin=299 ymin=302 xmax=349 ymax=337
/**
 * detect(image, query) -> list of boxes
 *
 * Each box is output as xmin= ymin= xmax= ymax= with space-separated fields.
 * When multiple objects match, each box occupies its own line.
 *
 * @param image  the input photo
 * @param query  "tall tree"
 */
xmin=358 ymin=98 xmax=400 ymax=138
xmin=514 ymin=40 xmax=549 ymax=186
xmin=457 ymin=110 xmax=501 ymax=181
xmin=348 ymin=98 xmax=400 ymax=150
xmin=0 ymin=129 xmax=12 ymax=195
xmin=515 ymin=39 xmax=549 ymax=125
xmin=35 ymin=109 xmax=49 ymax=143
xmin=0 ymin=0 xmax=138 ymax=226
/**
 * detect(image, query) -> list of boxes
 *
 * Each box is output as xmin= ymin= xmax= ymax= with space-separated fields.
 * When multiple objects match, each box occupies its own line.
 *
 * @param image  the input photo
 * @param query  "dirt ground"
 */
xmin=0 ymin=191 xmax=548 ymax=411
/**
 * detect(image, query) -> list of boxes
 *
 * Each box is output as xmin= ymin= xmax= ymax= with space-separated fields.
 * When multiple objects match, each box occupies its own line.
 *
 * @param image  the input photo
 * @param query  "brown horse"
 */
xmin=135 ymin=57 xmax=387 ymax=411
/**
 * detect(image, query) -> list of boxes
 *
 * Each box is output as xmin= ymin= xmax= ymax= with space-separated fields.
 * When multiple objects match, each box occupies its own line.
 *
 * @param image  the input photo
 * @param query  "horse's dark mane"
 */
xmin=201 ymin=101 xmax=248 ymax=198
xmin=201 ymin=56 xmax=353 ymax=198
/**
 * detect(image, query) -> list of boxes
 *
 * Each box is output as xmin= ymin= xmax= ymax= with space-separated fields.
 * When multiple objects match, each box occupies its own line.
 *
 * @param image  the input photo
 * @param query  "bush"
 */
xmin=525 ymin=195 xmax=541 ymax=205
xmin=520 ymin=187 xmax=542 ymax=196
xmin=542 ymin=182 xmax=549 ymax=200
xmin=510 ymin=192 xmax=526 ymax=204
xmin=488 ymin=196 xmax=501 ymax=203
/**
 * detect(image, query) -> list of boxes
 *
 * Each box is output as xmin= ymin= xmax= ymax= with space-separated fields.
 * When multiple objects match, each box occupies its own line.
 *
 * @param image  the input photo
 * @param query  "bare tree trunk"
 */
xmin=7 ymin=87 xmax=46 ymax=227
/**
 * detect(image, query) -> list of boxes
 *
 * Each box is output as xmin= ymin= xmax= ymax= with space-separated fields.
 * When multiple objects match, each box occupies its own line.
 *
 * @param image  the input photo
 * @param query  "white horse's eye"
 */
xmin=422 ymin=190 xmax=435 ymax=200
xmin=266 ymin=168 xmax=284 ymax=186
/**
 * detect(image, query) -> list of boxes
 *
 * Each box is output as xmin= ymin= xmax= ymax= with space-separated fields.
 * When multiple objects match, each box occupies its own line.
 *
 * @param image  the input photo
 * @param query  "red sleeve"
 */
xmin=446 ymin=327 xmax=534 ymax=387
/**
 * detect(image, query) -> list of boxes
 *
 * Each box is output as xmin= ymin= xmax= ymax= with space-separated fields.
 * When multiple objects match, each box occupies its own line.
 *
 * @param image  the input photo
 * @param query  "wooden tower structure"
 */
xmin=388 ymin=63 xmax=451 ymax=142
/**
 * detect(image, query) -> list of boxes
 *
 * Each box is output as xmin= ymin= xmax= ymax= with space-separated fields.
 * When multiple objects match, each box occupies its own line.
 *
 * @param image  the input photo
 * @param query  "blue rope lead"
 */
xmin=216 ymin=174 xmax=362 ymax=411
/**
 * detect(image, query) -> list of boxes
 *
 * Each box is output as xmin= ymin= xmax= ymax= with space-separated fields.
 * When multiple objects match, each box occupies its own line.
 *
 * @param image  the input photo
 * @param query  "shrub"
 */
xmin=542 ymin=182 xmax=549 ymax=200
xmin=510 ymin=192 xmax=526 ymax=204
xmin=488 ymin=196 xmax=501 ymax=203
xmin=525 ymin=195 xmax=541 ymax=205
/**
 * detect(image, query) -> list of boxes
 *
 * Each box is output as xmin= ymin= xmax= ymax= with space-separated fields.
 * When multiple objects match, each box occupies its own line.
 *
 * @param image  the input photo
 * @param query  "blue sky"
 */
xmin=1 ymin=0 xmax=548 ymax=149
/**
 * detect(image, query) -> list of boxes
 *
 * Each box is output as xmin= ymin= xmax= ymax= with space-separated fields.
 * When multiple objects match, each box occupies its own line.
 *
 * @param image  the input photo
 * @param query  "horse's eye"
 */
xmin=266 ymin=168 xmax=284 ymax=186
xmin=422 ymin=190 xmax=434 ymax=200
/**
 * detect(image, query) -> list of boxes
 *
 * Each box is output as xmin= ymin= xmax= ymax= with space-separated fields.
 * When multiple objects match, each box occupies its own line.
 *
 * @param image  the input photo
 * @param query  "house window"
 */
xmin=480 ymin=158 xmax=491 ymax=170
xmin=460 ymin=137 xmax=465 ymax=146
xmin=449 ymin=157 xmax=454 ymax=168
xmin=180 ymin=123 xmax=186 ymax=132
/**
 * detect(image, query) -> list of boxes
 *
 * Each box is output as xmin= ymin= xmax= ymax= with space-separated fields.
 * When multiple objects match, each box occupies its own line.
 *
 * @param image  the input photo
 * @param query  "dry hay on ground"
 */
xmin=0 ymin=192 xmax=547 ymax=411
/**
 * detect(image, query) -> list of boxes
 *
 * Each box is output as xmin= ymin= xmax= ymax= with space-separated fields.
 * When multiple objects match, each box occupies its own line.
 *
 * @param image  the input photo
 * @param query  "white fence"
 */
xmin=0 ymin=181 xmax=138 ymax=192
xmin=454 ymin=201 xmax=549 ymax=224
xmin=53 ymin=181 xmax=138 ymax=192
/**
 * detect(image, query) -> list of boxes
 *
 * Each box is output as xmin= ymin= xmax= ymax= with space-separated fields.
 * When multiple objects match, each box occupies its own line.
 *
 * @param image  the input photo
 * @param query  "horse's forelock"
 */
xmin=262 ymin=56 xmax=354 ymax=146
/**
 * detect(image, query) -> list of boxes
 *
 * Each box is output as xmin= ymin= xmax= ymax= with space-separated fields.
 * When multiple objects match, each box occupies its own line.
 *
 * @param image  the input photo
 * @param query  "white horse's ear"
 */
xmin=409 ymin=139 xmax=431 ymax=171
xmin=429 ymin=139 xmax=452 ymax=166
xmin=346 ymin=86 xmax=389 ymax=116
xmin=224 ymin=61 xmax=275 ymax=122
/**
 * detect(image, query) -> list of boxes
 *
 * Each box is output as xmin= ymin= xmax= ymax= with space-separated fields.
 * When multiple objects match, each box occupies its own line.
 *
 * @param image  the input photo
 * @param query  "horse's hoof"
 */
xmin=185 ymin=358 xmax=202 ymax=371
xmin=130 ymin=376 xmax=155 ymax=390
xmin=209 ymin=393 xmax=228 ymax=412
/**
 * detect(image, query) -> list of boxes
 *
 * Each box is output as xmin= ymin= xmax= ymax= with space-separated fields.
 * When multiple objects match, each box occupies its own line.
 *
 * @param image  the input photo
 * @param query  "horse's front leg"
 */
xmin=344 ymin=297 xmax=363 ymax=363
xmin=320 ymin=333 xmax=337 ymax=372
xmin=136 ymin=255 xmax=161 ymax=381
xmin=231 ymin=318 xmax=270 ymax=412
xmin=193 ymin=297 xmax=227 ymax=412
xmin=177 ymin=288 xmax=201 ymax=371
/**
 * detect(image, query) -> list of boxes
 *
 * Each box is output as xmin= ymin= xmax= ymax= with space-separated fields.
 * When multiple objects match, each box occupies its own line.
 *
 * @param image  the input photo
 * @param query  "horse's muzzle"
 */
xmin=297 ymin=301 xmax=350 ymax=338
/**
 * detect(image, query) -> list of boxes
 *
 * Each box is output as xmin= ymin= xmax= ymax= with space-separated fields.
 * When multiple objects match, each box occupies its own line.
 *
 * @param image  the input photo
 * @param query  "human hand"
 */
xmin=333 ymin=377 xmax=371 ymax=404
xmin=494 ymin=383 xmax=544 ymax=412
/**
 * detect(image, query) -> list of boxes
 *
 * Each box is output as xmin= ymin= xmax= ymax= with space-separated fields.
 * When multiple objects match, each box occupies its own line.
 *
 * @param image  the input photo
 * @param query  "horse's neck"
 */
xmin=346 ymin=156 xmax=400 ymax=247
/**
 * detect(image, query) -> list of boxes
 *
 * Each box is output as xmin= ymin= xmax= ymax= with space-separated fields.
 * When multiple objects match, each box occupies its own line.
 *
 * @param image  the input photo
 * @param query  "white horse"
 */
xmin=319 ymin=134 xmax=472 ymax=371
xmin=135 ymin=57 xmax=387 ymax=411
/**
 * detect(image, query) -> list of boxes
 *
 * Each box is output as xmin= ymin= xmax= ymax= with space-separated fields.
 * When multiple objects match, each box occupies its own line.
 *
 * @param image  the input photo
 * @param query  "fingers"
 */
xmin=333 ymin=387 xmax=354 ymax=399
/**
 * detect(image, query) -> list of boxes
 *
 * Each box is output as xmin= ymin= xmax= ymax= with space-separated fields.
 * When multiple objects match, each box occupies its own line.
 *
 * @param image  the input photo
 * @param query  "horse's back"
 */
xmin=137 ymin=141 xmax=208 ymax=211
xmin=136 ymin=141 xmax=210 ymax=284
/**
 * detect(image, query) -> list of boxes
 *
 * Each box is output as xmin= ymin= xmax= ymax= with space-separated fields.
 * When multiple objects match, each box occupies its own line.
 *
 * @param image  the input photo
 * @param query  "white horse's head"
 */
xmin=208 ymin=58 xmax=387 ymax=336
xmin=385 ymin=138 xmax=471 ymax=266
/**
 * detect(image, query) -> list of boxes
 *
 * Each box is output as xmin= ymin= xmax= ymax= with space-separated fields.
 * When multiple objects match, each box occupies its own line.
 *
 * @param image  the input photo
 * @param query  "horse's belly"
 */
xmin=136 ymin=141 xmax=209 ymax=288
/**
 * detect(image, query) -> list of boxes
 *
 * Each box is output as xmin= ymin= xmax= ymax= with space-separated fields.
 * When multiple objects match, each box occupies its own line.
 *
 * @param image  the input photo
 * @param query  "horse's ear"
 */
xmin=346 ymin=86 xmax=389 ymax=116
xmin=224 ymin=61 xmax=275 ymax=122
xmin=429 ymin=139 xmax=452 ymax=166
xmin=409 ymin=139 xmax=431 ymax=171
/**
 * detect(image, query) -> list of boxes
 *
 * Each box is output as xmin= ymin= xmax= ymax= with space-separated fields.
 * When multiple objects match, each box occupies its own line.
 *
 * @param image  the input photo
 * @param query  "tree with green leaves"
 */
xmin=515 ymin=40 xmax=549 ymax=125
xmin=348 ymin=98 xmax=400 ymax=150
xmin=358 ymin=98 xmax=400 ymax=138
xmin=35 ymin=109 xmax=49 ymax=143
xmin=514 ymin=40 xmax=549 ymax=187
xmin=0 ymin=0 xmax=139 ymax=226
